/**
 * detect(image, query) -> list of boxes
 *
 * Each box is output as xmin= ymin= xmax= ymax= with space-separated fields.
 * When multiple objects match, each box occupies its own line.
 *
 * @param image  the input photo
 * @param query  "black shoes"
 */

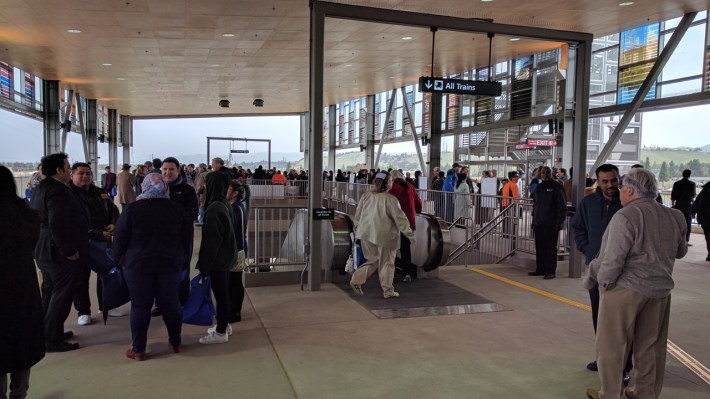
xmin=586 ymin=360 xmax=598 ymax=371
xmin=151 ymin=307 xmax=162 ymax=317
xmin=543 ymin=274 xmax=556 ymax=279
xmin=62 ymin=331 xmax=74 ymax=340
xmin=528 ymin=271 xmax=544 ymax=276
xmin=623 ymin=371 xmax=631 ymax=387
xmin=46 ymin=341 xmax=80 ymax=352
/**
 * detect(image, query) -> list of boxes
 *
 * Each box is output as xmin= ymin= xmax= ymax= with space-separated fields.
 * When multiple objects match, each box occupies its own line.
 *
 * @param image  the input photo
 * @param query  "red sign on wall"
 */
xmin=527 ymin=138 xmax=557 ymax=147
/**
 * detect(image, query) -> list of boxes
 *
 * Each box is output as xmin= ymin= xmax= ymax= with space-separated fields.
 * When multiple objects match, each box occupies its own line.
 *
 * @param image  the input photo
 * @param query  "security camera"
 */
xmin=219 ymin=99 xmax=230 ymax=108
xmin=253 ymin=98 xmax=264 ymax=107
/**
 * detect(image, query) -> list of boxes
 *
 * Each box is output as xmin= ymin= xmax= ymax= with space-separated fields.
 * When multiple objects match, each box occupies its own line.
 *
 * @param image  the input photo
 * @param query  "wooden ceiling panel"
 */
xmin=1 ymin=0 xmax=708 ymax=116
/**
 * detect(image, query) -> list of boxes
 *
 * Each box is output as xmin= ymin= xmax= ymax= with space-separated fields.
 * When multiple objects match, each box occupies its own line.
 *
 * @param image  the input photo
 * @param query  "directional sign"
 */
xmin=515 ymin=143 xmax=536 ymax=150
xmin=313 ymin=208 xmax=335 ymax=220
xmin=230 ymin=149 xmax=250 ymax=153
xmin=526 ymin=138 xmax=557 ymax=147
xmin=419 ymin=77 xmax=502 ymax=96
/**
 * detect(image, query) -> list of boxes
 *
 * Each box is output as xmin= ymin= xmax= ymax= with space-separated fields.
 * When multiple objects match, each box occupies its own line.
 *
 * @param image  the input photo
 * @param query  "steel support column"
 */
xmin=301 ymin=113 xmax=310 ymax=171
xmin=42 ymin=80 xmax=61 ymax=156
xmin=85 ymin=99 xmax=99 ymax=182
xmin=374 ymin=89 xmax=396 ymax=168
xmin=60 ymin=90 xmax=74 ymax=152
xmin=364 ymin=94 xmax=375 ymax=168
xmin=427 ymin=93 xmax=443 ymax=183
xmin=121 ymin=114 xmax=132 ymax=165
xmin=401 ymin=87 xmax=426 ymax=172
xmin=108 ymin=109 xmax=118 ymax=173
xmin=307 ymin=2 xmax=325 ymax=291
xmin=328 ymin=104 xmax=336 ymax=174
xmin=569 ymin=40 xmax=592 ymax=278
xmin=590 ymin=12 xmax=697 ymax=173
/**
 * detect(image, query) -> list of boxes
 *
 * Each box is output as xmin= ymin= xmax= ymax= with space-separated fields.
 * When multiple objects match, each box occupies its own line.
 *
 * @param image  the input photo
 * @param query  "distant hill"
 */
xmin=640 ymin=149 xmax=710 ymax=165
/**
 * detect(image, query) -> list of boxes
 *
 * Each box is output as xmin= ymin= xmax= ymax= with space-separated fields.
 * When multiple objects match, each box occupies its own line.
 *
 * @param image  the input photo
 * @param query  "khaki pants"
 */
xmin=596 ymin=285 xmax=670 ymax=399
xmin=350 ymin=239 xmax=396 ymax=297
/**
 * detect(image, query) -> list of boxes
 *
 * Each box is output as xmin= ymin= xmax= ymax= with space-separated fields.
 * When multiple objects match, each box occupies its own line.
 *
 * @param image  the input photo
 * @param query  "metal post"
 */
xmin=365 ymin=94 xmax=376 ymax=168
xmin=108 ymin=109 xmax=118 ymax=172
xmin=569 ymin=38 xmax=592 ymax=278
xmin=307 ymin=1 xmax=325 ymax=291
xmin=401 ymin=87 xmax=426 ymax=172
xmin=42 ymin=80 xmax=61 ymax=156
xmin=428 ymin=93 xmax=443 ymax=180
xmin=74 ymin=93 xmax=89 ymax=162
xmin=374 ymin=89 xmax=397 ymax=168
xmin=328 ymin=104 xmax=336 ymax=174
xmin=60 ymin=89 xmax=74 ymax=152
xmin=86 ymin=99 xmax=99 ymax=181
xmin=121 ymin=114 xmax=132 ymax=164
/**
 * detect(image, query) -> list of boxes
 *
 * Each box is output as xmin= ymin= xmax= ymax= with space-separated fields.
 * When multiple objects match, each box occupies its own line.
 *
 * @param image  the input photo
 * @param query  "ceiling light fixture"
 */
xmin=618 ymin=1 xmax=634 ymax=6
xmin=117 ymin=77 xmax=126 ymax=81
xmin=509 ymin=38 xmax=520 ymax=41
xmin=67 ymin=29 xmax=82 ymax=34
xmin=481 ymin=0 xmax=494 ymax=2
xmin=401 ymin=36 xmax=413 ymax=40
xmin=102 ymin=63 xmax=112 ymax=66
xmin=222 ymin=33 xmax=235 ymax=37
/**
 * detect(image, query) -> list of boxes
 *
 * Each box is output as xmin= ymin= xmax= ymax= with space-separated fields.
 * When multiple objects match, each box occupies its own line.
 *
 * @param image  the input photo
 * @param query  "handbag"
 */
xmin=88 ymin=240 xmax=114 ymax=275
xmin=182 ymin=275 xmax=216 ymax=326
xmin=231 ymin=250 xmax=246 ymax=272
xmin=100 ymin=267 xmax=130 ymax=324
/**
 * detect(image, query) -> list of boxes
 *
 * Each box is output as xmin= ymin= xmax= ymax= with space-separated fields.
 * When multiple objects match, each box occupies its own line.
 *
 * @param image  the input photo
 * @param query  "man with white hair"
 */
xmin=585 ymin=168 xmax=687 ymax=399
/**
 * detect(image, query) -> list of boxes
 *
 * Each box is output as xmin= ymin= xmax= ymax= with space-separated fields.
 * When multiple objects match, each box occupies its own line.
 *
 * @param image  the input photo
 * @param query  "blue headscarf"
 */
xmin=137 ymin=172 xmax=170 ymax=200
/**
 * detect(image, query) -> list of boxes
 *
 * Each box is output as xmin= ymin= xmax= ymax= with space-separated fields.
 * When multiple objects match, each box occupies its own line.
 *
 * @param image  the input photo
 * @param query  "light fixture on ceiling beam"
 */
xmin=222 ymin=33 xmax=235 ymax=37
xmin=67 ymin=29 xmax=81 ymax=34
xmin=618 ymin=1 xmax=634 ymax=6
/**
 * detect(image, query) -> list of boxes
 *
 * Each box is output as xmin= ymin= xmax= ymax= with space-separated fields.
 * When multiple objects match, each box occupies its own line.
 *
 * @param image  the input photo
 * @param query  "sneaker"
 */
xmin=350 ymin=282 xmax=364 ymax=296
xmin=207 ymin=324 xmax=233 ymax=336
xmin=586 ymin=360 xmax=598 ymax=371
xmin=78 ymin=315 xmax=92 ymax=326
xmin=199 ymin=331 xmax=228 ymax=345
xmin=403 ymin=275 xmax=412 ymax=282
xmin=107 ymin=308 xmax=125 ymax=317
xmin=384 ymin=291 xmax=400 ymax=298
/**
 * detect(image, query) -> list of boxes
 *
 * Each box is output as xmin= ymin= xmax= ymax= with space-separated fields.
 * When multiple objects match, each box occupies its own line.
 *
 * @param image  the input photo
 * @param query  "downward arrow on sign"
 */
xmin=425 ymin=81 xmax=432 ymax=89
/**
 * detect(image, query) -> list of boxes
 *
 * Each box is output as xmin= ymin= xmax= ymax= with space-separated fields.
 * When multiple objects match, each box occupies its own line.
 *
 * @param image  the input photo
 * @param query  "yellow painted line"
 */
xmin=470 ymin=266 xmax=710 ymax=386
xmin=471 ymin=266 xmax=592 ymax=312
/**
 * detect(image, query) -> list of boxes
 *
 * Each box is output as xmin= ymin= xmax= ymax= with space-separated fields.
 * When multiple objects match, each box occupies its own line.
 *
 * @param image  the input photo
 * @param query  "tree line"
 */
xmin=643 ymin=157 xmax=710 ymax=181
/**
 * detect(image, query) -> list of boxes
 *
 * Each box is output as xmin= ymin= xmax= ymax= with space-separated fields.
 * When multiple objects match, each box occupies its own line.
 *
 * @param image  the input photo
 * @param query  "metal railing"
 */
xmin=248 ymin=179 xmax=308 ymax=201
xmin=246 ymin=204 xmax=307 ymax=272
xmin=321 ymin=181 xmax=573 ymax=267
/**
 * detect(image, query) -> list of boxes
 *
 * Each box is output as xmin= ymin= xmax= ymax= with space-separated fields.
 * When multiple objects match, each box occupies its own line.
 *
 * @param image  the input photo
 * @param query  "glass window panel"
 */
xmin=620 ymin=24 xmax=659 ymax=66
xmin=618 ymin=61 xmax=656 ymax=104
xmin=591 ymin=53 xmax=604 ymax=83
xmin=660 ymin=24 xmax=705 ymax=82
xmin=659 ymin=78 xmax=702 ymax=98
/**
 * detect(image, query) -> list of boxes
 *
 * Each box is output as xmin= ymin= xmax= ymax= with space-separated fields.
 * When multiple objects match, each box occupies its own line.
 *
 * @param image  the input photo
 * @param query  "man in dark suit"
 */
xmin=671 ymin=169 xmax=696 ymax=245
xmin=100 ymin=166 xmax=116 ymax=198
xmin=30 ymin=153 xmax=89 ymax=352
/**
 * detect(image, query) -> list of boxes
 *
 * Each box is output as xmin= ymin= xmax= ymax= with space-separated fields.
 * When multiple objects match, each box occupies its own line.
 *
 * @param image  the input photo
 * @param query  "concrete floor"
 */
xmin=27 ymin=233 xmax=710 ymax=399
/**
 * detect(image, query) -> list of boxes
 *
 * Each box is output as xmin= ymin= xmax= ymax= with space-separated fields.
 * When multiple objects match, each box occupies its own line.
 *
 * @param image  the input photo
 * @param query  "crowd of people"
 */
xmin=3 ymin=154 xmax=707 ymax=398
xmin=1 ymin=153 xmax=255 ymax=397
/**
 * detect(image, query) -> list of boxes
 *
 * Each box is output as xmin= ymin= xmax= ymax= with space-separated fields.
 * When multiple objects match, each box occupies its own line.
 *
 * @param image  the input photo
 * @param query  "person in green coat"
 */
xmin=197 ymin=172 xmax=236 ymax=344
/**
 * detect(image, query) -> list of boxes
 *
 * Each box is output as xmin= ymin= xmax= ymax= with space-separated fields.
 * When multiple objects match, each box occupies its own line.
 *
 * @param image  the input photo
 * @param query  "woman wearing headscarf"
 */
xmin=113 ymin=173 xmax=192 ymax=360
xmin=350 ymin=172 xmax=416 ymax=298
xmin=0 ymin=165 xmax=44 ymax=399
xmin=197 ymin=172 xmax=236 ymax=344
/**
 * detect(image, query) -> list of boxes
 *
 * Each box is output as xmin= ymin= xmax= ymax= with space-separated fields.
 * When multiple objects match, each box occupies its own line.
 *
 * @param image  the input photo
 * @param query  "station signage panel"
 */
xmin=312 ymin=208 xmax=335 ymax=220
xmin=515 ymin=143 xmax=536 ymax=150
xmin=526 ymin=138 xmax=557 ymax=147
xmin=418 ymin=77 xmax=502 ymax=96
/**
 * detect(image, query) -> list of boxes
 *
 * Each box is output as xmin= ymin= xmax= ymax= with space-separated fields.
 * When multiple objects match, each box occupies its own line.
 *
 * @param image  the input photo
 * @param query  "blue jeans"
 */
xmin=123 ymin=269 xmax=182 ymax=352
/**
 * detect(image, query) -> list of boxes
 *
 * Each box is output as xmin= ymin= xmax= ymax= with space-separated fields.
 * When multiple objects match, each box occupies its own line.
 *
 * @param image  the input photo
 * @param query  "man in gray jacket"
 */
xmin=571 ymin=164 xmax=631 ymax=383
xmin=585 ymin=168 xmax=687 ymax=399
